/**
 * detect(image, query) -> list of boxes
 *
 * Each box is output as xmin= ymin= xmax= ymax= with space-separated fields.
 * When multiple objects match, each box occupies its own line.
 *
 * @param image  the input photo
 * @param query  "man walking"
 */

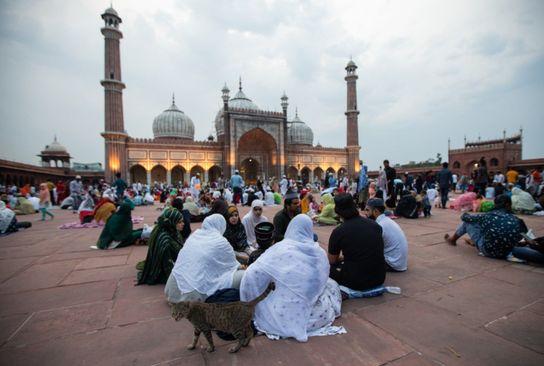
xmin=436 ymin=162 xmax=453 ymax=209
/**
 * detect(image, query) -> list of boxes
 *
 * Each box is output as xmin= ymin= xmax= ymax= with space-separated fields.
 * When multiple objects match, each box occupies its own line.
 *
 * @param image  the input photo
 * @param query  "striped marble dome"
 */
xmin=287 ymin=112 xmax=313 ymax=146
xmin=153 ymin=99 xmax=195 ymax=140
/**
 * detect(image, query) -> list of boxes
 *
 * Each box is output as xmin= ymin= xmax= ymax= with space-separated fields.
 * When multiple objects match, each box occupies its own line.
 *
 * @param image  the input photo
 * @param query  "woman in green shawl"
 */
xmin=137 ymin=208 xmax=184 ymax=285
xmin=316 ymin=193 xmax=339 ymax=225
xmin=96 ymin=199 xmax=142 ymax=249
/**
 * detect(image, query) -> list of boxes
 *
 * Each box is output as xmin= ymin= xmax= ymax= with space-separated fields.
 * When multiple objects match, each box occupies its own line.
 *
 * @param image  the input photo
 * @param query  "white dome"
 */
xmin=287 ymin=112 xmax=313 ymax=146
xmin=153 ymin=100 xmax=195 ymax=140
xmin=215 ymin=86 xmax=260 ymax=136
xmin=44 ymin=136 xmax=68 ymax=153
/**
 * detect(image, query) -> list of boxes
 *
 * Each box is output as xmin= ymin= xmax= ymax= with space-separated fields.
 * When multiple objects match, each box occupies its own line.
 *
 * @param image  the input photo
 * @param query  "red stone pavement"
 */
xmin=0 ymin=202 xmax=543 ymax=365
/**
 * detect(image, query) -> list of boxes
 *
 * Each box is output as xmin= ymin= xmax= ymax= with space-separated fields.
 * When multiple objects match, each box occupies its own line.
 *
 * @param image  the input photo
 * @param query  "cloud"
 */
xmin=0 ymin=0 xmax=543 ymax=170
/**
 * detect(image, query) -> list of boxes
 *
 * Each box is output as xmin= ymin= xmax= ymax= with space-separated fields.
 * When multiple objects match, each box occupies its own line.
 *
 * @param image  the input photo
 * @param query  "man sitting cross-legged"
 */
xmin=444 ymin=195 xmax=528 ymax=259
xmin=365 ymin=198 xmax=408 ymax=272
xmin=327 ymin=194 xmax=386 ymax=292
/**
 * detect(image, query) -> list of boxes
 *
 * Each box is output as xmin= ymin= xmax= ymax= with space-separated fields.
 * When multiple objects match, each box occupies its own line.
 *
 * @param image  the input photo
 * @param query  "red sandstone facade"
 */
xmin=448 ymin=132 xmax=525 ymax=176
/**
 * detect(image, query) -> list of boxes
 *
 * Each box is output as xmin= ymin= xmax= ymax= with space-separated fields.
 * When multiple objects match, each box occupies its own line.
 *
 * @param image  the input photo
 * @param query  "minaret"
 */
xmin=345 ymin=59 xmax=361 ymax=177
xmin=100 ymin=6 xmax=127 ymax=183
xmin=221 ymin=83 xmax=231 ymax=175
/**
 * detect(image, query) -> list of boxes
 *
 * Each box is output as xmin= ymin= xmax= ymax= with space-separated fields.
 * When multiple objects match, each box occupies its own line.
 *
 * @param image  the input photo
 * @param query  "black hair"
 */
xmin=334 ymin=193 xmax=359 ymax=219
xmin=494 ymin=194 xmax=511 ymax=211
xmin=116 ymin=172 xmax=121 ymax=178
xmin=442 ymin=162 xmax=449 ymax=168
xmin=383 ymin=159 xmax=389 ymax=164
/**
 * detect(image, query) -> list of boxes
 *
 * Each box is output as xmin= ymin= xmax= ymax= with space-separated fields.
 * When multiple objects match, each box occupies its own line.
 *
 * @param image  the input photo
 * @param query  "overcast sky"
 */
xmin=1 ymin=0 xmax=543 ymax=170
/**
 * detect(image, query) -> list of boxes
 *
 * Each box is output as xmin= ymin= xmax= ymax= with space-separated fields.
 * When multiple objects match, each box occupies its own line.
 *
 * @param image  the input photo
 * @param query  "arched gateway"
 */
xmin=237 ymin=128 xmax=278 ymax=183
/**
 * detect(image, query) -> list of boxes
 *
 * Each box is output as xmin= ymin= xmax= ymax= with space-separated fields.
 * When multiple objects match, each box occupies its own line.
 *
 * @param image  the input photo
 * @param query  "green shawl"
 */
xmin=97 ymin=200 xmax=135 ymax=249
xmin=137 ymin=208 xmax=184 ymax=285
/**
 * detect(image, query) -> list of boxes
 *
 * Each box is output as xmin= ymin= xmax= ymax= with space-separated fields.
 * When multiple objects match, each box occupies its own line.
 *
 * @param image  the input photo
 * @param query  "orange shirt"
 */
xmin=506 ymin=170 xmax=518 ymax=184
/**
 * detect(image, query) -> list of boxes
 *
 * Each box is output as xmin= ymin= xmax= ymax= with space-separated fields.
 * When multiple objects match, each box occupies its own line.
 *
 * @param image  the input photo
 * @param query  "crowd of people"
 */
xmin=1 ymin=158 xmax=543 ymax=342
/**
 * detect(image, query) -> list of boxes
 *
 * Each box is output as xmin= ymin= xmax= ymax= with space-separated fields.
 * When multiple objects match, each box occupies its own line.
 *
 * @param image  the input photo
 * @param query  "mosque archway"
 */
xmin=208 ymin=165 xmax=222 ymax=183
xmin=130 ymin=164 xmax=147 ymax=184
xmin=326 ymin=167 xmax=336 ymax=178
xmin=287 ymin=166 xmax=298 ymax=180
xmin=338 ymin=167 xmax=347 ymax=179
xmin=190 ymin=165 xmax=205 ymax=180
xmin=313 ymin=167 xmax=324 ymax=181
xmin=171 ymin=165 xmax=186 ymax=185
xmin=150 ymin=165 xmax=167 ymax=184
xmin=237 ymin=128 xmax=277 ymax=182
xmin=301 ymin=167 xmax=311 ymax=184
xmin=453 ymin=161 xmax=461 ymax=169
xmin=490 ymin=158 xmax=499 ymax=167
xmin=240 ymin=158 xmax=260 ymax=183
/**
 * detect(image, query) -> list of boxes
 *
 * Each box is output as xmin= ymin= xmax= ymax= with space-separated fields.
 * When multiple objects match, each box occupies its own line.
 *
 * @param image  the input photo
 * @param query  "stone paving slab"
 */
xmin=0 ymin=203 xmax=542 ymax=365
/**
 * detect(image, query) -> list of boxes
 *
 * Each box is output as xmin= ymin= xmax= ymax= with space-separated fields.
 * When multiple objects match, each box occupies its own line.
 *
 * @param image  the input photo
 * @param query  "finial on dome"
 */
xmin=172 ymin=93 xmax=175 ymax=105
xmin=239 ymin=76 xmax=242 ymax=91
xmin=54 ymin=134 xmax=58 ymax=142
xmin=295 ymin=107 xmax=298 ymax=118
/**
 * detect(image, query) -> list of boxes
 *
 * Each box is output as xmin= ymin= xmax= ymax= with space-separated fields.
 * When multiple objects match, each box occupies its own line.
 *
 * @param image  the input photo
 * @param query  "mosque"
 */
xmin=100 ymin=7 xmax=361 ymax=185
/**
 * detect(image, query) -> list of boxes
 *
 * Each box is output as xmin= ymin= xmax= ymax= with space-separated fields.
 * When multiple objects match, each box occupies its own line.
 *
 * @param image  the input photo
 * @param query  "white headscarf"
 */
xmin=0 ymin=201 xmax=16 ymax=234
xmin=242 ymin=199 xmax=268 ymax=245
xmin=172 ymin=214 xmax=240 ymax=296
xmin=240 ymin=214 xmax=330 ymax=342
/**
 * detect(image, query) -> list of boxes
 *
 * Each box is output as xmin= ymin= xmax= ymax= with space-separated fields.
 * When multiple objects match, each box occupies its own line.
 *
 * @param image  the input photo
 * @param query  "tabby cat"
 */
xmin=171 ymin=282 xmax=275 ymax=353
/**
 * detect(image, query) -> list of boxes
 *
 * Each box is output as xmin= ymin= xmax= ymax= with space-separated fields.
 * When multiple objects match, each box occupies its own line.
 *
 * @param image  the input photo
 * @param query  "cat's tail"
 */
xmin=248 ymin=282 xmax=275 ymax=306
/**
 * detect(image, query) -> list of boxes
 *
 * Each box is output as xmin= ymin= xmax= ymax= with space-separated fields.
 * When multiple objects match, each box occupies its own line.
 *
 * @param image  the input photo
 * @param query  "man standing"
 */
xmin=357 ymin=162 xmax=369 ymax=209
xmin=272 ymin=191 xmax=300 ymax=242
xmin=69 ymin=175 xmax=83 ymax=213
xmin=383 ymin=160 xmax=397 ymax=206
xmin=112 ymin=172 xmax=127 ymax=202
xmin=279 ymin=175 xmax=289 ymax=196
xmin=190 ymin=173 xmax=201 ymax=198
xmin=506 ymin=167 xmax=518 ymax=185
xmin=365 ymin=198 xmax=408 ymax=272
xmin=328 ymin=194 xmax=386 ymax=291
xmin=436 ymin=162 xmax=453 ymax=209
xmin=230 ymin=170 xmax=244 ymax=205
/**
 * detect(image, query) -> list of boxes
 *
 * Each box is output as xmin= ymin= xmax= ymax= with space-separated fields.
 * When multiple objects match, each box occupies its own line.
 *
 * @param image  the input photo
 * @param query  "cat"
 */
xmin=171 ymin=282 xmax=275 ymax=353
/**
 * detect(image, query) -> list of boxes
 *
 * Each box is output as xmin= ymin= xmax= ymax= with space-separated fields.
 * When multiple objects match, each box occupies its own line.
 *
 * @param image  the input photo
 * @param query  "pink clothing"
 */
xmin=450 ymin=192 xmax=476 ymax=211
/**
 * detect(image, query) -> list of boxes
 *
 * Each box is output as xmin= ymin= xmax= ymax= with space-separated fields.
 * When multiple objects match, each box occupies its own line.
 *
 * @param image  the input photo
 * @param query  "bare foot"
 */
xmin=444 ymin=234 xmax=457 ymax=246
xmin=463 ymin=238 xmax=476 ymax=247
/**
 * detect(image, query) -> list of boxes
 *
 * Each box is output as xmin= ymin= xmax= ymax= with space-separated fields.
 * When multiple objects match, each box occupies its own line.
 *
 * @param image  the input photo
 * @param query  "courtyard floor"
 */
xmin=0 ymin=202 xmax=543 ymax=366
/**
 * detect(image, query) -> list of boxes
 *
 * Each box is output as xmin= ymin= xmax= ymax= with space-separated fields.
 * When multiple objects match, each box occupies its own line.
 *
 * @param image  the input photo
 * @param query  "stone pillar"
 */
xmin=166 ymin=169 xmax=172 ymax=186
xmin=309 ymin=170 xmax=314 ymax=184
xmin=204 ymin=170 xmax=209 ymax=184
xmin=184 ymin=172 xmax=190 ymax=183
xmin=146 ymin=171 xmax=151 ymax=186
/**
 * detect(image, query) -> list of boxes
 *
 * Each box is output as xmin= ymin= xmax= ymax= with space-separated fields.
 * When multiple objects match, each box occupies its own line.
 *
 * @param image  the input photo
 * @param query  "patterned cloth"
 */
xmin=461 ymin=209 xmax=527 ymax=258
xmin=137 ymin=208 xmax=184 ymax=285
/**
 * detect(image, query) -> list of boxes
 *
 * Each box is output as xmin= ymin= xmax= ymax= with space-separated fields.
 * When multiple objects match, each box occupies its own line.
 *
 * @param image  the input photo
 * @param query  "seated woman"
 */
xmin=242 ymin=200 xmax=268 ymax=247
xmin=171 ymin=197 xmax=192 ymax=240
xmin=13 ymin=196 xmax=35 ymax=215
xmin=93 ymin=193 xmax=116 ymax=224
xmin=183 ymin=196 xmax=206 ymax=223
xmin=96 ymin=200 xmax=143 ymax=249
xmin=165 ymin=214 xmax=244 ymax=303
xmin=511 ymin=187 xmax=537 ymax=214
xmin=223 ymin=205 xmax=253 ymax=263
xmin=137 ymin=208 xmax=184 ymax=285
xmin=78 ymin=192 xmax=95 ymax=224
xmin=0 ymin=201 xmax=32 ymax=235
xmin=394 ymin=190 xmax=418 ymax=219
xmin=316 ymin=193 xmax=339 ymax=225
xmin=241 ymin=214 xmax=342 ymax=342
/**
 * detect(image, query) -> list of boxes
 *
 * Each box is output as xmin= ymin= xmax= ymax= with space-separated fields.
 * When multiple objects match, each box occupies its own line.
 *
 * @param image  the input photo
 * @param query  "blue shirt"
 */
xmin=358 ymin=165 xmax=368 ymax=192
xmin=230 ymin=174 xmax=244 ymax=188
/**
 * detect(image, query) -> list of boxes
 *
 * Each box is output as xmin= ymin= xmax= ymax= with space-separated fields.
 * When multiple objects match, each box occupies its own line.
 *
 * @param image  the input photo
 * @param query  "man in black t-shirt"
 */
xmin=328 ymin=194 xmax=386 ymax=291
